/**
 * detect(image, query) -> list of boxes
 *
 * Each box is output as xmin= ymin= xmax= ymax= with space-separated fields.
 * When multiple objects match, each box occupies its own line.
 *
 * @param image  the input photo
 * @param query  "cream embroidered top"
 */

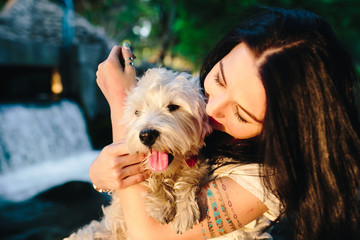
xmin=209 ymin=163 xmax=282 ymax=240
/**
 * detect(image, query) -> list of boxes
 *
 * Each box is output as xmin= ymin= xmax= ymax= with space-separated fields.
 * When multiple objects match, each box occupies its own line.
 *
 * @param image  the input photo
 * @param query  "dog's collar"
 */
xmin=186 ymin=156 xmax=197 ymax=167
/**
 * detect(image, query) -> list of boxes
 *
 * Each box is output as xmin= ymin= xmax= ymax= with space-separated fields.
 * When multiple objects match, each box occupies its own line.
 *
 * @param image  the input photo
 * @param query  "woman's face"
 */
xmin=204 ymin=43 xmax=266 ymax=139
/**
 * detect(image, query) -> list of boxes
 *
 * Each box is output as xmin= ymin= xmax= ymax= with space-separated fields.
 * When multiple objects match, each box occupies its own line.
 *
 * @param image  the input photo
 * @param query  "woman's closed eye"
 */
xmin=214 ymin=72 xmax=225 ymax=88
xmin=214 ymin=71 xmax=249 ymax=124
xmin=234 ymin=105 xmax=248 ymax=123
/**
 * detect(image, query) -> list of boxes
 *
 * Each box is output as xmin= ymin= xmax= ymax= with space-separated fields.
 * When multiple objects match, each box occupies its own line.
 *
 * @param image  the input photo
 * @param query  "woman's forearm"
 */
xmin=116 ymin=184 xmax=203 ymax=240
xmin=96 ymin=44 xmax=136 ymax=142
xmin=110 ymin=106 xmax=126 ymax=142
xmin=116 ymin=184 xmax=172 ymax=240
xmin=115 ymin=177 xmax=268 ymax=240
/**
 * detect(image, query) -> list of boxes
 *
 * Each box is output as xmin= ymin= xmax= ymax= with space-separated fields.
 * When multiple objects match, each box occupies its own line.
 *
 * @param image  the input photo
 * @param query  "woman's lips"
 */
xmin=209 ymin=117 xmax=223 ymax=130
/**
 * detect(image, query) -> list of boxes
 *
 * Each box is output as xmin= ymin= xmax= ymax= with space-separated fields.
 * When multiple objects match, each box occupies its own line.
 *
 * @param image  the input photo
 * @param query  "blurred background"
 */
xmin=0 ymin=0 xmax=358 ymax=239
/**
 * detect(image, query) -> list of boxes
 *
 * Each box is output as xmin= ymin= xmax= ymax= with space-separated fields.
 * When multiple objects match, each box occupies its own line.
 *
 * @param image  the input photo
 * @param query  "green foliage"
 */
xmin=74 ymin=0 xmax=360 ymax=72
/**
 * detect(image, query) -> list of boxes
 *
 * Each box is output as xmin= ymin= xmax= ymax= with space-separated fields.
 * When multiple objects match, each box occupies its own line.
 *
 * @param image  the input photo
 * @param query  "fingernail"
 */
xmin=122 ymin=42 xmax=130 ymax=49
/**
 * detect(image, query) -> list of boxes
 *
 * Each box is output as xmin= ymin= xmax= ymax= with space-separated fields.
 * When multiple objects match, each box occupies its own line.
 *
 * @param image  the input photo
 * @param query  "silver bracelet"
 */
xmin=92 ymin=184 xmax=113 ymax=195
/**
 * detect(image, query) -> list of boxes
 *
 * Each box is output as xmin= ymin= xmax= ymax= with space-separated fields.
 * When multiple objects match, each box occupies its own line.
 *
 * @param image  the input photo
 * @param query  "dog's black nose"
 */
xmin=139 ymin=128 xmax=160 ymax=147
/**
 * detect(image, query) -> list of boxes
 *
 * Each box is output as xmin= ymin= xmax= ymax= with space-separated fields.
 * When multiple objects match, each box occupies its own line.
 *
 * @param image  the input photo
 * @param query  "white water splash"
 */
xmin=0 ymin=151 xmax=99 ymax=202
xmin=0 ymin=100 xmax=100 ymax=202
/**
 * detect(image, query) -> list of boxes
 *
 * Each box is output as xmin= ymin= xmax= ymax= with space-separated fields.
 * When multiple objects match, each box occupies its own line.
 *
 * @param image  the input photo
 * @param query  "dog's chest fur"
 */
xmin=142 ymin=158 xmax=210 ymax=233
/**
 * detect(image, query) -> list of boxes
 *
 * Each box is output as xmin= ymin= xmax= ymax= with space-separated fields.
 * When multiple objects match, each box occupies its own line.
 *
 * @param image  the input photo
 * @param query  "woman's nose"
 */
xmin=206 ymin=95 xmax=227 ymax=118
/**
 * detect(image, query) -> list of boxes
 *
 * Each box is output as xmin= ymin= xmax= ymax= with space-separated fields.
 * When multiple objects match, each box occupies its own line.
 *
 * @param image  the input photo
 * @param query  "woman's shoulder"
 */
xmin=212 ymin=162 xmax=282 ymax=221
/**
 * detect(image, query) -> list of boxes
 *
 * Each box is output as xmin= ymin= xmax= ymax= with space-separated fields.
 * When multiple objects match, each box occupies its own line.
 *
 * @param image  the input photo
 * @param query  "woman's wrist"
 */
xmin=92 ymin=184 xmax=113 ymax=195
xmin=108 ymin=93 xmax=127 ymax=110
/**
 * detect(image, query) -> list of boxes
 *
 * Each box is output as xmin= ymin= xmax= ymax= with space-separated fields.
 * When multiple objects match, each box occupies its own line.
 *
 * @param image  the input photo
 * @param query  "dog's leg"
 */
xmin=171 ymin=163 xmax=209 ymax=234
xmin=171 ymin=182 xmax=201 ymax=234
xmin=100 ymin=195 xmax=128 ymax=239
xmin=144 ymin=179 xmax=177 ymax=225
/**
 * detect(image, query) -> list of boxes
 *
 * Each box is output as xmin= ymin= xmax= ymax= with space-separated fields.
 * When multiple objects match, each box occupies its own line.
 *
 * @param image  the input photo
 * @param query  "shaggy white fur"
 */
xmin=65 ymin=68 xmax=212 ymax=239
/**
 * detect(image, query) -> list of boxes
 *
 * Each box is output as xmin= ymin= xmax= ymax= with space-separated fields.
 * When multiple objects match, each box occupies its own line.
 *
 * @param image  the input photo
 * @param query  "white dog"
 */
xmin=66 ymin=68 xmax=212 ymax=239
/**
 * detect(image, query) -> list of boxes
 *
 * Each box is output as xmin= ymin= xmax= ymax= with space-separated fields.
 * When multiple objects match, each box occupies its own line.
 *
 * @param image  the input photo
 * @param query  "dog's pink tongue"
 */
xmin=148 ymin=151 xmax=168 ymax=172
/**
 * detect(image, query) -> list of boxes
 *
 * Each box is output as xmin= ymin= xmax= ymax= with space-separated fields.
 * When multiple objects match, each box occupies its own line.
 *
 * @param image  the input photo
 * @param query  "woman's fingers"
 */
xmin=103 ymin=139 xmax=127 ymax=155
xmin=121 ymin=42 xmax=136 ymax=77
xmin=116 ymin=171 xmax=151 ymax=189
xmin=101 ymin=141 xmax=149 ymax=190
xmin=113 ymin=162 xmax=150 ymax=189
xmin=107 ymin=157 xmax=150 ymax=190
xmin=105 ymin=140 xmax=146 ymax=161
xmin=90 ymin=150 xmax=148 ymax=191
xmin=108 ymin=45 xmax=122 ymax=64
xmin=95 ymin=43 xmax=136 ymax=106
xmin=109 ymin=154 xmax=147 ymax=173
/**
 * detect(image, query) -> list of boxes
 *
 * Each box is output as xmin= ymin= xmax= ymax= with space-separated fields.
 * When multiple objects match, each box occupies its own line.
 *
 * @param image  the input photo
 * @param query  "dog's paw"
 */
xmin=148 ymin=208 xmax=175 ymax=225
xmin=170 ymin=207 xmax=200 ymax=234
xmin=145 ymin=198 xmax=176 ymax=224
xmin=171 ymin=215 xmax=198 ymax=234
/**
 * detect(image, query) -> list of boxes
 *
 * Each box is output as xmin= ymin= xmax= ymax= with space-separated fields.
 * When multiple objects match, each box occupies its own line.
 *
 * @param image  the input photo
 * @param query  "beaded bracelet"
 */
xmin=92 ymin=184 xmax=113 ymax=195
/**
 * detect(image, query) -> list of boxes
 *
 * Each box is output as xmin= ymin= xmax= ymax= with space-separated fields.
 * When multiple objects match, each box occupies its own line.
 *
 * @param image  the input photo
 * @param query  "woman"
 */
xmin=92 ymin=7 xmax=360 ymax=239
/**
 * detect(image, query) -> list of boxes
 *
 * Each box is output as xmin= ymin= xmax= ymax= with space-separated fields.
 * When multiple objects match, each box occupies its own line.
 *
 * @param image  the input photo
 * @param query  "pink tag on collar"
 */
xmin=186 ymin=157 xmax=197 ymax=167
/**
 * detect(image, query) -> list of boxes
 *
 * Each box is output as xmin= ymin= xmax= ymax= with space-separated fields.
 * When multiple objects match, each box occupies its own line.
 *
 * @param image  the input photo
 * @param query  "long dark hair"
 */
xmin=200 ymin=7 xmax=360 ymax=240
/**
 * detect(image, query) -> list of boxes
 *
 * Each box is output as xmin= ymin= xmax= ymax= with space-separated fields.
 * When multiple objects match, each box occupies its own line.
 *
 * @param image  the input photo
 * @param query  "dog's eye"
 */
xmin=135 ymin=110 xmax=140 ymax=116
xmin=167 ymin=104 xmax=179 ymax=112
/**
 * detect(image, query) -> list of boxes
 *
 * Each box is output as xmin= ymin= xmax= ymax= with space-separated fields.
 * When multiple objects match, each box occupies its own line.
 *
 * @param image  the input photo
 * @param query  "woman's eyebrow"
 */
xmin=220 ymin=60 xmax=263 ymax=124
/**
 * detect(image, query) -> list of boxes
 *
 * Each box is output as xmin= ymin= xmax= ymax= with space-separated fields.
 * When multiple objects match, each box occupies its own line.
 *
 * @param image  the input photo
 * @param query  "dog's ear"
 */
xmin=176 ymin=72 xmax=200 ymax=88
xmin=189 ymin=76 xmax=200 ymax=88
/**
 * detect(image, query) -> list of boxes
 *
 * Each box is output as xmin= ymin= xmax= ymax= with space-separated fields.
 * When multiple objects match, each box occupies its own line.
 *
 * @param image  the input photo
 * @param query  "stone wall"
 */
xmin=0 ymin=0 xmax=114 ymax=119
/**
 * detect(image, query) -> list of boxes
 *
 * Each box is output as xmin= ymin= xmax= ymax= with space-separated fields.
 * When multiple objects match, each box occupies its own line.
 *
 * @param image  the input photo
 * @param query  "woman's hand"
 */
xmin=89 ymin=139 xmax=150 ymax=191
xmin=96 ymin=42 xmax=136 ymax=141
xmin=96 ymin=43 xmax=136 ymax=111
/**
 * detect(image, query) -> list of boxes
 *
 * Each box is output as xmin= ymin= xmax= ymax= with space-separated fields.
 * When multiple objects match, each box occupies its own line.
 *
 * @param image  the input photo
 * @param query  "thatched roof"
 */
xmin=0 ymin=0 xmax=113 ymax=46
